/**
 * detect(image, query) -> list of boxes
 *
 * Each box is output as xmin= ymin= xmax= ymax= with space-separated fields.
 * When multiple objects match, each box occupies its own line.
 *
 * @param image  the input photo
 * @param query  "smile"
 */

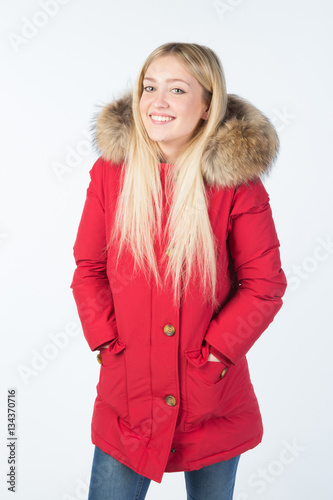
xmin=149 ymin=115 xmax=175 ymax=124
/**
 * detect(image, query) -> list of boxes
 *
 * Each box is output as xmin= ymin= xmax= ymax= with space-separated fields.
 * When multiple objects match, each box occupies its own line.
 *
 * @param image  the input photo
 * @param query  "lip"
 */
xmin=149 ymin=113 xmax=176 ymax=125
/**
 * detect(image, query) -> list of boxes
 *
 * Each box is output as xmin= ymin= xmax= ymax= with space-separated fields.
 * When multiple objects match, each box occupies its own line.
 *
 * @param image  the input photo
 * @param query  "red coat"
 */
xmin=70 ymin=93 xmax=287 ymax=483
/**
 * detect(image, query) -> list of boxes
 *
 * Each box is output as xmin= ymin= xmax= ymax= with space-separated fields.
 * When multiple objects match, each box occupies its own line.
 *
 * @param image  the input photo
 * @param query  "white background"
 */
xmin=1 ymin=0 xmax=332 ymax=498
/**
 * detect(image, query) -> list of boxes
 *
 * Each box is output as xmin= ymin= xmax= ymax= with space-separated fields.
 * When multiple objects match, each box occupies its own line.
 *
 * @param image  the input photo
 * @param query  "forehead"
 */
xmin=144 ymin=55 xmax=195 ymax=81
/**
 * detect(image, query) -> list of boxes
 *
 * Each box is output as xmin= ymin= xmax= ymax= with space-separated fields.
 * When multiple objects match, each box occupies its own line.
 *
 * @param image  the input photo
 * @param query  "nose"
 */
xmin=151 ymin=89 xmax=169 ymax=109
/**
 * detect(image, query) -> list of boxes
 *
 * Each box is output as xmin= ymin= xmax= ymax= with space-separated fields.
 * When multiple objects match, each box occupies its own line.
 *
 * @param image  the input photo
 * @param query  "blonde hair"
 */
xmin=109 ymin=42 xmax=228 ymax=307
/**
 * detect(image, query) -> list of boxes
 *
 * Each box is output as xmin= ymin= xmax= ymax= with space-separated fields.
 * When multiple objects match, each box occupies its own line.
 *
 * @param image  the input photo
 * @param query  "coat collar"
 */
xmin=92 ymin=92 xmax=279 ymax=188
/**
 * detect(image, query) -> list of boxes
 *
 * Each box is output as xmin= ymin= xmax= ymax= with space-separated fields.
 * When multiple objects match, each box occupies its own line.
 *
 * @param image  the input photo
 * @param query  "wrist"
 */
xmin=208 ymin=345 xmax=231 ymax=366
xmin=98 ymin=341 xmax=111 ymax=350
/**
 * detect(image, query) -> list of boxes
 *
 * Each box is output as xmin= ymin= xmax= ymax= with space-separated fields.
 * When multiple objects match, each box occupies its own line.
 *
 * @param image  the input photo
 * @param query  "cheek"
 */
xmin=139 ymin=96 xmax=148 ymax=118
xmin=186 ymin=103 xmax=206 ymax=127
xmin=182 ymin=107 xmax=199 ymax=128
xmin=181 ymin=101 xmax=200 ymax=121
xmin=139 ymin=94 xmax=152 ymax=116
xmin=139 ymin=100 xmax=145 ymax=119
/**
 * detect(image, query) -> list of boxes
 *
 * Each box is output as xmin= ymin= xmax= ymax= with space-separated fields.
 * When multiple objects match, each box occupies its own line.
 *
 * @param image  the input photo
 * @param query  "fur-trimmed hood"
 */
xmin=92 ymin=92 xmax=279 ymax=188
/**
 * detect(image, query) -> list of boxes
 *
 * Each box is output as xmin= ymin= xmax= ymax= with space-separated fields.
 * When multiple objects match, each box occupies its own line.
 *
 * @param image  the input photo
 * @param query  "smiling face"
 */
xmin=139 ymin=55 xmax=209 ymax=163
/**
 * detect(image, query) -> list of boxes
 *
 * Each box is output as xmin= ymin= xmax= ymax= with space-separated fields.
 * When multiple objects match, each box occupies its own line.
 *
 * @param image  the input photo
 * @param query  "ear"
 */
xmin=201 ymin=107 xmax=210 ymax=121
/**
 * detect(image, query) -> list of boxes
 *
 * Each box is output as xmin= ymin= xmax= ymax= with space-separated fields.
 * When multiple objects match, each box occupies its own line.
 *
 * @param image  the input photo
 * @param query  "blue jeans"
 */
xmin=88 ymin=446 xmax=240 ymax=500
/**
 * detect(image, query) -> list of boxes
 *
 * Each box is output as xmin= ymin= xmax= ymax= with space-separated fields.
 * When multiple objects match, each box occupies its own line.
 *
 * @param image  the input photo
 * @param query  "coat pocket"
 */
xmin=96 ymin=337 xmax=129 ymax=423
xmin=184 ymin=342 xmax=232 ymax=429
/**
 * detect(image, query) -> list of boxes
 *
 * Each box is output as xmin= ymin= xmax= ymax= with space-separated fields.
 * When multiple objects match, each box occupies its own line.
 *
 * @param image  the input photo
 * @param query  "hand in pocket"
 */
xmin=207 ymin=352 xmax=221 ymax=362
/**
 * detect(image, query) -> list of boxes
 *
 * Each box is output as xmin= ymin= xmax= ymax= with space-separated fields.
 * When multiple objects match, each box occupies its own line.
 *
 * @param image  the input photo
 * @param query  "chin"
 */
xmin=147 ymin=132 xmax=169 ymax=143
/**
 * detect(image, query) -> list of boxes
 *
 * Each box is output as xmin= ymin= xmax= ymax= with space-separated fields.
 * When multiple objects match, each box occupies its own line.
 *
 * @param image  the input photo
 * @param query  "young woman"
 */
xmin=70 ymin=42 xmax=287 ymax=500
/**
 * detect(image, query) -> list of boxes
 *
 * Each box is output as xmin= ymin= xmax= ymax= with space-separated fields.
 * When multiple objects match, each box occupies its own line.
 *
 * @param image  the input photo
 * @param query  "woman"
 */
xmin=70 ymin=42 xmax=287 ymax=499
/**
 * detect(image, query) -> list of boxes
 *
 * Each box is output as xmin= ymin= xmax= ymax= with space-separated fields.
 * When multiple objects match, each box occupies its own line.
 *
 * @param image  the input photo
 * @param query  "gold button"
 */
xmin=220 ymin=368 xmax=227 ymax=379
xmin=97 ymin=353 xmax=102 ymax=364
xmin=166 ymin=246 xmax=175 ymax=257
xmin=163 ymin=324 xmax=175 ymax=337
xmin=165 ymin=395 xmax=177 ymax=406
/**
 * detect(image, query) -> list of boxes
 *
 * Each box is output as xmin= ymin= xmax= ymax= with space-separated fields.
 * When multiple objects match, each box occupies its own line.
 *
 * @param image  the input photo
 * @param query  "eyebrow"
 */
xmin=143 ymin=77 xmax=190 ymax=86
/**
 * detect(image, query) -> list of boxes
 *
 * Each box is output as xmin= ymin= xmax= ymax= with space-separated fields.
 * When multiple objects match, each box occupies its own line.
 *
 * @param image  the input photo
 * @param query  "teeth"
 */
xmin=151 ymin=115 xmax=174 ymax=122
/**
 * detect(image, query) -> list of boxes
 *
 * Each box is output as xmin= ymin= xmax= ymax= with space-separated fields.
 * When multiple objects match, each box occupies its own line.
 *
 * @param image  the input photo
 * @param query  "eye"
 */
xmin=171 ymin=88 xmax=185 ymax=94
xmin=143 ymin=86 xmax=154 ymax=92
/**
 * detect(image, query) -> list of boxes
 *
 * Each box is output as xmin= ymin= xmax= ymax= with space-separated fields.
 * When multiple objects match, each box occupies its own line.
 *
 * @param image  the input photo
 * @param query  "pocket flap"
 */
xmin=184 ymin=340 xmax=209 ymax=368
xmin=106 ymin=337 xmax=126 ymax=354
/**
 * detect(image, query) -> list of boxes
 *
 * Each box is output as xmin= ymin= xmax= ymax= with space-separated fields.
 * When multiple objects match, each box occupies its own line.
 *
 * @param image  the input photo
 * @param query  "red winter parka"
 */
xmin=70 ymin=93 xmax=287 ymax=483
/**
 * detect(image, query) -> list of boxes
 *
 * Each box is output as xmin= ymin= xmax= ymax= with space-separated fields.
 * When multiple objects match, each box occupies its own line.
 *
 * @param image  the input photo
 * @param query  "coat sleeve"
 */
xmin=204 ymin=178 xmax=287 ymax=366
xmin=70 ymin=157 xmax=118 ymax=351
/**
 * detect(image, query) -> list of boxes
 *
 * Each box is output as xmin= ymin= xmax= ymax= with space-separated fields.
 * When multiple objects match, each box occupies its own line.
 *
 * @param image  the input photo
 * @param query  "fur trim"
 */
xmin=92 ymin=92 xmax=279 ymax=188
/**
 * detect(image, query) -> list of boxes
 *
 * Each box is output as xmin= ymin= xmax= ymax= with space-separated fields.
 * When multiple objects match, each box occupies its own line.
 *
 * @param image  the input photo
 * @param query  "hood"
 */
xmin=92 ymin=92 xmax=279 ymax=188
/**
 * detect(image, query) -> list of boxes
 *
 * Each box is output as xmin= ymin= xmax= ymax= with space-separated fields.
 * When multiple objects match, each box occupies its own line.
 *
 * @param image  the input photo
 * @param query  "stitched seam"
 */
xmin=134 ymin=475 xmax=144 ymax=500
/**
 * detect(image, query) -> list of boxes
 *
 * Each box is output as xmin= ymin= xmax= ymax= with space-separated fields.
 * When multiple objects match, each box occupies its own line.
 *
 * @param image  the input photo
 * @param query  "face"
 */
xmin=139 ymin=55 xmax=209 ymax=163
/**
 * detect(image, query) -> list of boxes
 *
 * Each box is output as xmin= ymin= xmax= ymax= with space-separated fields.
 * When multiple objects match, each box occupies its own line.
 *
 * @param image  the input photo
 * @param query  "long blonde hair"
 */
xmin=109 ymin=42 xmax=228 ymax=307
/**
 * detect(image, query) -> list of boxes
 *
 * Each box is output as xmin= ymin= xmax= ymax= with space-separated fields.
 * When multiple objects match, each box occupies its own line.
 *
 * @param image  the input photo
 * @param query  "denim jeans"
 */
xmin=88 ymin=445 xmax=240 ymax=500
